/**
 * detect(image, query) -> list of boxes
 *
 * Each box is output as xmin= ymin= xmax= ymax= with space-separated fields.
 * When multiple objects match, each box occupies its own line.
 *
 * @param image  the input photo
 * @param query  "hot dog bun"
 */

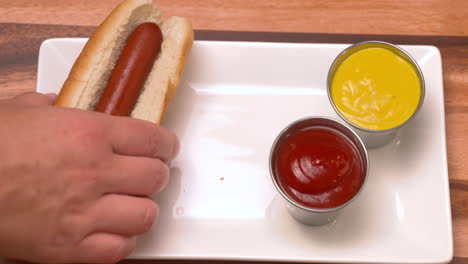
xmin=54 ymin=0 xmax=194 ymax=124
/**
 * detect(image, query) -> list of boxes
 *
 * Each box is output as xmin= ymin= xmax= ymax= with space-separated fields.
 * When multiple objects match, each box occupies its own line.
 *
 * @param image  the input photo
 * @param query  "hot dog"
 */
xmin=54 ymin=0 xmax=194 ymax=124
xmin=95 ymin=23 xmax=163 ymax=116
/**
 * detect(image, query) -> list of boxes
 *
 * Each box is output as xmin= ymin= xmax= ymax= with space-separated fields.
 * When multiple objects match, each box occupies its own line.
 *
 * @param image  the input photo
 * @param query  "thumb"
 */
xmin=12 ymin=92 xmax=57 ymax=106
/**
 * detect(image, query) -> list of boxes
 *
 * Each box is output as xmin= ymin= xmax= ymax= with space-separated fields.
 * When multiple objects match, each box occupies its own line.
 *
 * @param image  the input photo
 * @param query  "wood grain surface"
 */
xmin=0 ymin=0 xmax=467 ymax=36
xmin=0 ymin=0 xmax=467 ymax=263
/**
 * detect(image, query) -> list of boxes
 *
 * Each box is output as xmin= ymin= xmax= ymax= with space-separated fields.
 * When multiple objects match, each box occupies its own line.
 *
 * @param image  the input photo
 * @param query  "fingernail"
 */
xmin=143 ymin=206 xmax=156 ymax=230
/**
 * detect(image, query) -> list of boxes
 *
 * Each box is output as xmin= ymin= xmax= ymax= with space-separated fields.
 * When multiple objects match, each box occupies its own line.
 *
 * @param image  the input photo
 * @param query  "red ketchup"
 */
xmin=275 ymin=126 xmax=364 ymax=209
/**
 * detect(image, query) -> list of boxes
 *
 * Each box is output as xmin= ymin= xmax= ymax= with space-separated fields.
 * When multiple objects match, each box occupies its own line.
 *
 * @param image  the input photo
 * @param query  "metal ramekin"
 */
xmin=269 ymin=117 xmax=369 ymax=225
xmin=327 ymin=41 xmax=425 ymax=148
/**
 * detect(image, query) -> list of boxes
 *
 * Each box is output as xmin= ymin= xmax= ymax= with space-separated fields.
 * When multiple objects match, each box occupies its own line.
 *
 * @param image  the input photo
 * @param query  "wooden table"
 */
xmin=0 ymin=0 xmax=467 ymax=263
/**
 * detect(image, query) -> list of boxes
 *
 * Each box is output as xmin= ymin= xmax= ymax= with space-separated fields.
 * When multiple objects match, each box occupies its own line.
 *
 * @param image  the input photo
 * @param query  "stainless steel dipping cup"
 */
xmin=327 ymin=41 xmax=425 ymax=148
xmin=269 ymin=117 xmax=369 ymax=225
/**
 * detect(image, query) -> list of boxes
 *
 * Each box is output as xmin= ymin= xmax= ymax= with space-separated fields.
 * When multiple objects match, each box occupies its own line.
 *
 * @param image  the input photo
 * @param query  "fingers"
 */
xmin=75 ymin=233 xmax=136 ymax=264
xmin=12 ymin=92 xmax=56 ymax=106
xmin=109 ymin=117 xmax=179 ymax=161
xmin=90 ymin=194 xmax=158 ymax=236
xmin=102 ymin=155 xmax=170 ymax=196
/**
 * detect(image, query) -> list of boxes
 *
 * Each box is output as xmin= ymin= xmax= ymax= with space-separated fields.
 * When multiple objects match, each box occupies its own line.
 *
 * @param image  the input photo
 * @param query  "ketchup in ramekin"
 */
xmin=270 ymin=117 xmax=368 ymax=225
xmin=275 ymin=126 xmax=364 ymax=209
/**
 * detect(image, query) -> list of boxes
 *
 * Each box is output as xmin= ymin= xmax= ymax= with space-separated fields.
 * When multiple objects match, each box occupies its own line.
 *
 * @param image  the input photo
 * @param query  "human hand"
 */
xmin=0 ymin=92 xmax=179 ymax=263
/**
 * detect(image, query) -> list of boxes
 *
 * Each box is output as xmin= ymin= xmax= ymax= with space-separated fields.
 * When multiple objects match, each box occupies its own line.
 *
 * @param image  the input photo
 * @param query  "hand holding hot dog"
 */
xmin=0 ymin=0 xmax=192 ymax=262
xmin=0 ymin=92 xmax=179 ymax=263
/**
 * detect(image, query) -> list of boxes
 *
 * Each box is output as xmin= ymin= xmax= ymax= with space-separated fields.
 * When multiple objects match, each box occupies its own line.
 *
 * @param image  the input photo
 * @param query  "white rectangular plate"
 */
xmin=37 ymin=39 xmax=452 ymax=263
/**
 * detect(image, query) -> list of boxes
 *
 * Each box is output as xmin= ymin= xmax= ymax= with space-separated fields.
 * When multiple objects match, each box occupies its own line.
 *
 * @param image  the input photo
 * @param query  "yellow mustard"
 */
xmin=331 ymin=47 xmax=422 ymax=130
